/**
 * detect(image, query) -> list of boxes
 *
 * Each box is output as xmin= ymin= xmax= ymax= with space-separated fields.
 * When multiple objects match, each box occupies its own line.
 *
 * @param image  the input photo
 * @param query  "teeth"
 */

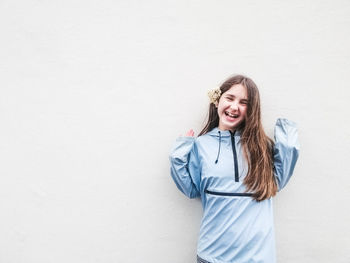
xmin=226 ymin=111 xmax=238 ymax=118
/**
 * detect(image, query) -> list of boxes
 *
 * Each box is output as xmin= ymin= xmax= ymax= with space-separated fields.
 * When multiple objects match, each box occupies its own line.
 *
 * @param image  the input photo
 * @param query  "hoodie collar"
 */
xmin=208 ymin=127 xmax=241 ymax=137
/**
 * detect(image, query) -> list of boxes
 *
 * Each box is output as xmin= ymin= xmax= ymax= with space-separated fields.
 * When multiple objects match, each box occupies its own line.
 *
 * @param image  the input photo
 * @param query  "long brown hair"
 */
xmin=199 ymin=74 xmax=277 ymax=201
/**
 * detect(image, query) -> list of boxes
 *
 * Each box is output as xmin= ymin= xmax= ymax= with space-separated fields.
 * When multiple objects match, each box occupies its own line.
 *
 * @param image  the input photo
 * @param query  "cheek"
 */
xmin=217 ymin=102 xmax=225 ymax=114
xmin=241 ymin=106 xmax=248 ymax=117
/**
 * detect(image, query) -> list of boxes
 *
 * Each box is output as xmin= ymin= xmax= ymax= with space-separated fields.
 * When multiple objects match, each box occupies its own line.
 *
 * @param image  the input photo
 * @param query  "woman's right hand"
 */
xmin=184 ymin=129 xmax=194 ymax=137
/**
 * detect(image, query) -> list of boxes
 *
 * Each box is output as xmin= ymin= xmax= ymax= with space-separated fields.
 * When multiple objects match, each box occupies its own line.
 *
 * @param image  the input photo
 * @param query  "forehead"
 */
xmin=224 ymin=84 xmax=247 ymax=98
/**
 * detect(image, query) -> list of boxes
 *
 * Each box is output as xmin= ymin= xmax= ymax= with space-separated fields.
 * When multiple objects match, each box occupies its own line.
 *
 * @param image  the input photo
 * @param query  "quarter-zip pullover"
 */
xmin=169 ymin=118 xmax=300 ymax=263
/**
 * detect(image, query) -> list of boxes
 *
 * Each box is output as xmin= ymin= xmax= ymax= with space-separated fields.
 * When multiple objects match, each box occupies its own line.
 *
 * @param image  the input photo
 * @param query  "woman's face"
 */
xmin=217 ymin=84 xmax=248 ymax=131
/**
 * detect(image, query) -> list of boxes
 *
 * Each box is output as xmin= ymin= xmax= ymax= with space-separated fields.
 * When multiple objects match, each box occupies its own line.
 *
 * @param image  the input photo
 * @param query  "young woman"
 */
xmin=169 ymin=74 xmax=299 ymax=263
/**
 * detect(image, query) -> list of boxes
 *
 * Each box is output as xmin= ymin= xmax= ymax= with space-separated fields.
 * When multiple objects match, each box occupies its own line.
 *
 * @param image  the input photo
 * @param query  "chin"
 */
xmin=224 ymin=120 xmax=244 ymax=130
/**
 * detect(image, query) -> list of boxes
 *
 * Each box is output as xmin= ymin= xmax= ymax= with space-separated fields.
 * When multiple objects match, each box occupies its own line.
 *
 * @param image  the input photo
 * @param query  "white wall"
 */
xmin=1 ymin=1 xmax=349 ymax=262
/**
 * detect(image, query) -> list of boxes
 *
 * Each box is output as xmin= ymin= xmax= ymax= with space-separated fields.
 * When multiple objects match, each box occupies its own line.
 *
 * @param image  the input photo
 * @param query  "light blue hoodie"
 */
xmin=169 ymin=118 xmax=299 ymax=263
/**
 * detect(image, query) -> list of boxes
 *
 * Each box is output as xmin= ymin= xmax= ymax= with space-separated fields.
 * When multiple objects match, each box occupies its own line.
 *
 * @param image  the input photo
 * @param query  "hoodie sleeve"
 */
xmin=169 ymin=136 xmax=201 ymax=199
xmin=273 ymin=118 xmax=300 ymax=191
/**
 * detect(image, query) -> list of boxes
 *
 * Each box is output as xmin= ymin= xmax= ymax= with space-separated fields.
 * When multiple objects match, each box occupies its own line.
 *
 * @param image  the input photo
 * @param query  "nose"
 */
xmin=230 ymin=101 xmax=238 ymax=111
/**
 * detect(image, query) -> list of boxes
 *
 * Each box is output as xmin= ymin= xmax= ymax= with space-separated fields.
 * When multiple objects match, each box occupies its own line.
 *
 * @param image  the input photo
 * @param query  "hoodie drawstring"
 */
xmin=215 ymin=131 xmax=221 ymax=164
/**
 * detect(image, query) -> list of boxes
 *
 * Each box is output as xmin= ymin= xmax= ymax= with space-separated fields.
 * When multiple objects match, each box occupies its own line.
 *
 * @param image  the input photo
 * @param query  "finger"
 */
xmin=185 ymin=129 xmax=195 ymax=137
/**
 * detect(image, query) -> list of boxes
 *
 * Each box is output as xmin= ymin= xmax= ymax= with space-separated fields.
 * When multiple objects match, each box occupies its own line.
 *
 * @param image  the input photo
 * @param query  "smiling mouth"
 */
xmin=225 ymin=111 xmax=239 ymax=118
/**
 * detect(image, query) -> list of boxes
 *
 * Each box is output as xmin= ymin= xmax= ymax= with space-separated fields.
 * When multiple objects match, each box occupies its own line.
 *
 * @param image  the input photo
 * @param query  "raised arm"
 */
xmin=169 ymin=135 xmax=201 ymax=199
xmin=273 ymin=118 xmax=300 ymax=191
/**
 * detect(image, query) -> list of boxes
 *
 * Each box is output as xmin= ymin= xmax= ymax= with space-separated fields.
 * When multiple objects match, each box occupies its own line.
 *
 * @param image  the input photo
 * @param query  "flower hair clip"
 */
xmin=207 ymin=87 xmax=221 ymax=107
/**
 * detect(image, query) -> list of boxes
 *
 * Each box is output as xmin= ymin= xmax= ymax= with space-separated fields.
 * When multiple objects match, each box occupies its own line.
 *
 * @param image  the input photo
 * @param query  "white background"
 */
xmin=1 ymin=1 xmax=350 ymax=262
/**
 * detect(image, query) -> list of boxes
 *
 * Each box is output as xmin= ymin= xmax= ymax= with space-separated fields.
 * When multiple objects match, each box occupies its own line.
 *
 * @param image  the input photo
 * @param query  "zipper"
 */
xmin=205 ymin=189 xmax=253 ymax=197
xmin=230 ymin=130 xmax=239 ymax=182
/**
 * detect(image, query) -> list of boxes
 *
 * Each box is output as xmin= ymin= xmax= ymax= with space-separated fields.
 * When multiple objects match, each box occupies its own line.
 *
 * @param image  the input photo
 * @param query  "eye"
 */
xmin=241 ymin=100 xmax=248 ymax=105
